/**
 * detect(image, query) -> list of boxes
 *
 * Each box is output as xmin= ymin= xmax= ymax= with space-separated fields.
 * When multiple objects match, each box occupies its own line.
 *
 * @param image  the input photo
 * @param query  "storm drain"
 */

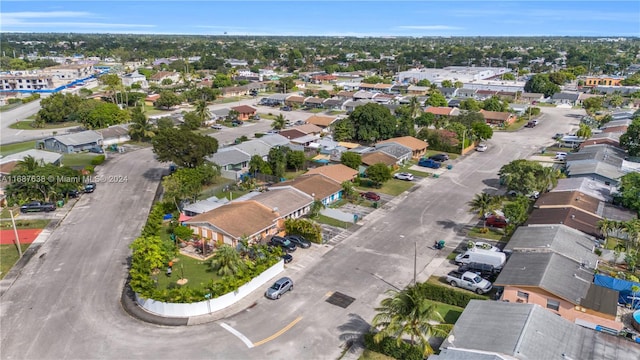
xmin=326 ymin=292 xmax=355 ymax=308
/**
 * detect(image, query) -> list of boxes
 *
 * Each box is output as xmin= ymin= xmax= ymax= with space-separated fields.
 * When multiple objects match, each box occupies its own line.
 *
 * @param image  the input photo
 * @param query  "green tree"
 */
xmin=548 ymin=72 xmax=567 ymax=85
xmin=76 ymin=100 xmax=130 ymax=129
xmin=468 ymin=193 xmax=500 ymax=219
xmin=498 ymin=159 xmax=544 ymax=195
xmin=212 ymin=73 xmax=233 ymax=88
xmin=408 ymin=96 xmax=422 ymax=119
xmin=340 ymin=152 xmax=362 ymax=170
xmin=576 ymin=123 xmax=592 ymax=139
xmin=348 ymin=103 xmax=397 ymax=143
xmin=582 ymin=97 xmax=604 ymax=116
xmin=598 ymin=219 xmax=616 ymax=241
xmin=482 ymin=96 xmax=508 ymax=112
xmin=268 ymin=146 xmax=287 ymax=178
xmin=607 ymin=94 xmax=624 ymax=108
xmin=182 ymin=111 xmax=203 ymax=130
xmin=460 ymin=98 xmax=481 ymax=111
xmin=194 ymin=99 xmax=211 ymax=124
xmin=129 ymin=235 xmax=173 ymax=293
xmin=272 ymin=114 xmax=286 ymax=130
xmin=249 ymin=155 xmax=272 ymax=175
xmin=341 ymin=180 xmax=356 ymax=199
xmin=503 ymin=195 xmax=530 ymax=225
xmin=366 ymin=163 xmax=392 ymax=187
xmin=99 ymin=73 xmax=122 ymax=104
xmin=620 ymin=118 xmax=640 ymax=157
xmin=501 ymin=73 xmax=516 ymax=81
xmin=616 ymin=172 xmax=640 ymax=215
xmin=372 ymin=285 xmax=452 ymax=356
xmin=332 ymin=118 xmax=356 ymax=141
xmin=454 ymin=81 xmax=464 ymax=88
xmin=278 ymin=76 xmax=296 ymax=93
xmin=156 ymin=117 xmax=175 ymax=131
xmin=317 ymin=89 xmax=330 ymax=99
xmin=416 ymin=79 xmax=431 ymax=87
xmin=35 ymin=93 xmax=82 ymax=124
xmin=415 ymin=112 xmax=435 ymax=127
xmin=425 ymin=91 xmax=448 ymax=107
xmin=309 ymin=199 xmax=325 ymax=219
xmin=128 ymin=107 xmax=155 ymax=141
xmin=524 ymin=74 xmax=560 ymax=98
xmin=210 ymin=244 xmax=245 ymax=276
xmin=440 ymin=80 xmax=453 ymax=88
xmin=16 ymin=155 xmax=42 ymax=171
xmin=471 ymin=121 xmax=493 ymax=140
xmin=286 ymin=150 xmax=306 ymax=171
xmin=152 ymin=128 xmax=218 ymax=168
xmin=155 ymin=91 xmax=182 ymax=109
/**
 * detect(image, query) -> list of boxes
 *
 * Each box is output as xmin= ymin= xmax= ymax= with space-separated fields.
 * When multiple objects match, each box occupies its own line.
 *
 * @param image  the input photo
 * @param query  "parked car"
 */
xmin=475 ymin=143 xmax=488 ymax=152
xmin=62 ymin=189 xmax=80 ymax=198
xmin=429 ymin=153 xmax=449 ymax=162
xmin=467 ymin=241 xmax=500 ymax=252
xmin=88 ymin=146 xmax=104 ymax=154
xmin=265 ymin=277 xmax=293 ymax=299
xmin=231 ymin=120 xmax=243 ymax=127
xmin=268 ymin=236 xmax=297 ymax=252
xmin=285 ymin=234 xmax=311 ymax=249
xmin=20 ymin=201 xmax=56 ymax=213
xmin=446 ymin=270 xmax=493 ymax=294
xmin=507 ymin=190 xmax=540 ymax=199
xmin=266 ymin=130 xmax=280 ymax=134
xmin=84 ymin=182 xmax=97 ymax=193
xmin=211 ymin=124 xmax=224 ymax=130
xmin=525 ymin=121 xmax=536 ymax=128
xmin=294 ymin=120 xmax=306 ymax=126
xmin=280 ymin=106 xmax=292 ymax=111
xmin=555 ymin=152 xmax=568 ymax=161
xmin=394 ymin=172 xmax=414 ymax=181
xmin=360 ymin=191 xmax=381 ymax=201
xmin=455 ymin=248 xmax=507 ymax=269
xmin=485 ymin=215 xmax=509 ymax=228
xmin=281 ymin=253 xmax=293 ymax=264
xmin=458 ymin=262 xmax=500 ymax=279
xmin=418 ymin=158 xmax=442 ymax=169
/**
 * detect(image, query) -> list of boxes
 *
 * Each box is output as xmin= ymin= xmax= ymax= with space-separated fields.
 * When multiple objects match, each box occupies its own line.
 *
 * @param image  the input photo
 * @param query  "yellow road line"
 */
xmin=252 ymin=316 xmax=303 ymax=347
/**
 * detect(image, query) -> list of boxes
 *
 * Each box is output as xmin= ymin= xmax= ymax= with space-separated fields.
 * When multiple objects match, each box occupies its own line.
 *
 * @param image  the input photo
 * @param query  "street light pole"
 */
xmin=10 ymin=210 xmax=23 ymax=258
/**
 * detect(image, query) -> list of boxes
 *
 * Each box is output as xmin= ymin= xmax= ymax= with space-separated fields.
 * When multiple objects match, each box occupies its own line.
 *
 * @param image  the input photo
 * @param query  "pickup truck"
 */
xmin=446 ymin=270 xmax=493 ymax=294
xmin=20 ymin=201 xmax=56 ymax=213
xmin=418 ymin=158 xmax=442 ymax=169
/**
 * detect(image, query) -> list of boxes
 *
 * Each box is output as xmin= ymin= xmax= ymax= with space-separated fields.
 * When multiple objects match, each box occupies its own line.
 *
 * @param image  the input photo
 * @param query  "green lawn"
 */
xmin=423 ymin=150 xmax=459 ymax=160
xmin=359 ymin=350 xmax=394 ymax=360
xmin=283 ymin=170 xmax=305 ymax=180
xmin=357 ymin=178 xmax=415 ymax=196
xmin=0 ymin=103 xmax=23 ymax=112
xmin=62 ymin=153 xmax=101 ymax=168
xmin=0 ymin=140 xmax=37 ymax=156
xmin=327 ymin=110 xmax=346 ymax=115
xmin=316 ymin=214 xmax=351 ymax=228
xmin=143 ymin=108 xmax=172 ymax=117
xmin=309 ymin=108 xmax=325 ymax=113
xmin=502 ymin=118 xmax=528 ymax=132
xmin=467 ymin=227 xmax=505 ymax=241
xmin=1 ymin=244 xmax=31 ymax=279
xmin=427 ymin=299 xmax=464 ymax=324
xmin=211 ymin=189 xmax=250 ymax=201
xmin=9 ymin=121 xmax=82 ymax=130
xmin=154 ymin=253 xmax=221 ymax=290
xmin=0 ymin=219 xmax=50 ymax=229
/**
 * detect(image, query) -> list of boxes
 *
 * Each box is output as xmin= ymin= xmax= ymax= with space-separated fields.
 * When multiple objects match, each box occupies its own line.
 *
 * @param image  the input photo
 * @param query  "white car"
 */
xmin=211 ymin=124 xmax=224 ymax=130
xmin=394 ymin=172 xmax=414 ymax=181
xmin=476 ymin=143 xmax=488 ymax=152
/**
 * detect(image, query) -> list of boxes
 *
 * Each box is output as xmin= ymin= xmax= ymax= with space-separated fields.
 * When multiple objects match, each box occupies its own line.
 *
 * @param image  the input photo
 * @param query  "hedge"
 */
xmin=363 ymin=333 xmax=423 ymax=360
xmin=416 ymin=281 xmax=486 ymax=307
xmin=91 ymin=155 xmax=106 ymax=165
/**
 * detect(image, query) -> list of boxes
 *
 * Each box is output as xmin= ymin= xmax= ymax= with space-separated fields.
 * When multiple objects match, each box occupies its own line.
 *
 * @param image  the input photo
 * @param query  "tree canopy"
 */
xmin=340 ymin=152 xmax=362 ymax=170
xmin=348 ymin=103 xmax=397 ymax=143
xmin=366 ymin=163 xmax=392 ymax=187
xmin=616 ymin=172 xmax=640 ymax=215
xmin=620 ymin=117 xmax=640 ymax=157
xmin=524 ymin=74 xmax=561 ymax=97
xmin=155 ymin=91 xmax=182 ymax=109
xmin=152 ymin=128 xmax=218 ymax=168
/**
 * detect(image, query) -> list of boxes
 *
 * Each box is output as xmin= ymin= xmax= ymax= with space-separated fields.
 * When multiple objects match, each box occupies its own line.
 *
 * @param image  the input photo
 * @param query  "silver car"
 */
xmin=265 ymin=277 xmax=293 ymax=300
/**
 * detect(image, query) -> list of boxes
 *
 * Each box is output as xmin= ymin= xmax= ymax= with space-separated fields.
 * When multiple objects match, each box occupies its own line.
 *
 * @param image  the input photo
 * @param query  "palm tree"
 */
xmin=597 ymin=219 xmax=615 ymax=243
xmin=16 ymin=155 xmax=42 ymax=171
xmin=408 ymin=96 xmax=421 ymax=119
xmin=210 ymin=244 xmax=245 ymax=276
xmin=194 ymin=99 xmax=211 ymax=125
xmin=468 ymin=193 xmax=499 ymax=219
xmin=273 ymin=114 xmax=286 ymax=130
xmin=622 ymin=220 xmax=640 ymax=251
xmin=576 ymin=123 xmax=592 ymax=139
xmin=538 ymin=167 xmax=563 ymax=192
xmin=372 ymin=285 xmax=452 ymax=356
xmin=341 ymin=181 xmax=356 ymax=200
xmin=309 ymin=199 xmax=325 ymax=219
xmin=128 ymin=109 xmax=156 ymax=142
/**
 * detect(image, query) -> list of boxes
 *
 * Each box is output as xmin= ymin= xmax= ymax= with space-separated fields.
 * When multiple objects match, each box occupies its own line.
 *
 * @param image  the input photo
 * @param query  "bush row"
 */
xmin=363 ymin=333 xmax=423 ymax=360
xmin=416 ymin=281 xmax=486 ymax=307
xmin=91 ymin=155 xmax=106 ymax=166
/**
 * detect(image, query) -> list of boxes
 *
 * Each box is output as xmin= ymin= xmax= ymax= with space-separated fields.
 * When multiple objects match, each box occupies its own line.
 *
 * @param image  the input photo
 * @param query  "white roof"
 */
xmin=0 ymin=149 xmax=62 ymax=165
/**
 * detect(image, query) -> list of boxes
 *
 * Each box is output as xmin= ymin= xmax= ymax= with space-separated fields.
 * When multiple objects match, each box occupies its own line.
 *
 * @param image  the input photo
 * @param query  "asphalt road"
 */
xmin=0 ymin=107 xmax=584 ymax=360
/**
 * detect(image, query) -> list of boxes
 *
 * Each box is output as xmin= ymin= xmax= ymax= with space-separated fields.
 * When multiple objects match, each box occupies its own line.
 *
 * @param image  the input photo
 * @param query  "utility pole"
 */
xmin=10 ymin=210 xmax=23 ymax=258
xmin=413 ymin=241 xmax=417 ymax=285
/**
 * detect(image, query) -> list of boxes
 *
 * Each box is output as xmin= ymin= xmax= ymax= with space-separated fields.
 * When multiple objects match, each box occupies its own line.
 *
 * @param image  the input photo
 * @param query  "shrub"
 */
xmin=83 ymin=165 xmax=94 ymax=174
xmin=416 ymin=281 xmax=486 ymax=307
xmin=8 ymin=98 xmax=21 ymax=104
xmin=363 ymin=333 xmax=423 ymax=360
xmin=254 ymin=133 xmax=265 ymax=138
xmin=594 ymin=248 xmax=603 ymax=256
xmin=91 ymin=155 xmax=106 ymax=165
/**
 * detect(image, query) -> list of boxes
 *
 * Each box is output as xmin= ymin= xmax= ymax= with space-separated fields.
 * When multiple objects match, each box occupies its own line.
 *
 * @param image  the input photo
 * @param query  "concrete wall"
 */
xmin=135 ymin=260 xmax=284 ymax=318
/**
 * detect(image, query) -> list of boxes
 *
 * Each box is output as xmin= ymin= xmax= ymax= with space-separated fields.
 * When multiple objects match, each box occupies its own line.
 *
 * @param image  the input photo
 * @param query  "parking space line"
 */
xmin=252 ymin=316 xmax=303 ymax=347
xmin=220 ymin=322 xmax=254 ymax=348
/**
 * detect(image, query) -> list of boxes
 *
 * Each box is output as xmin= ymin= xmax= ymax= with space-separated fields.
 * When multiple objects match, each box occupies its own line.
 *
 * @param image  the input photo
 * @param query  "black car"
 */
xmin=268 ymin=236 xmax=297 ymax=252
xmin=84 ymin=182 xmax=96 ymax=193
xmin=429 ymin=153 xmax=449 ymax=162
xmin=285 ymin=234 xmax=311 ymax=249
xmin=280 ymin=106 xmax=292 ymax=111
xmin=458 ymin=262 xmax=500 ymax=279
xmin=62 ymin=189 xmax=79 ymax=198
xmin=281 ymin=253 xmax=293 ymax=263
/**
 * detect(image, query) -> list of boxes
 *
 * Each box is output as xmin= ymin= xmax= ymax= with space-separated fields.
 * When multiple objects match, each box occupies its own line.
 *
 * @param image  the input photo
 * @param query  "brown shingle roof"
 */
xmin=425 ymin=106 xmax=454 ymax=116
xmin=150 ymin=71 xmax=174 ymax=80
xmin=291 ymin=123 xmax=323 ymax=134
xmin=277 ymin=174 xmax=341 ymax=200
xmin=0 ymin=160 xmax=18 ymax=175
xmin=278 ymin=129 xmax=307 ymax=140
xmin=231 ymin=105 xmax=257 ymax=114
xmin=286 ymin=95 xmax=305 ymax=104
xmin=305 ymin=164 xmax=358 ymax=183
xmin=480 ymin=110 xmax=512 ymax=121
xmin=601 ymin=126 xmax=628 ymax=134
xmin=525 ymin=208 xmax=601 ymax=239
xmin=305 ymin=115 xmax=337 ymax=127
xmin=360 ymin=151 xmax=397 ymax=166
xmin=185 ymin=201 xmax=278 ymax=238
xmin=534 ymin=191 xmax=601 ymax=217
xmin=304 ymin=97 xmax=325 ymax=104
xmin=377 ymin=136 xmax=428 ymax=151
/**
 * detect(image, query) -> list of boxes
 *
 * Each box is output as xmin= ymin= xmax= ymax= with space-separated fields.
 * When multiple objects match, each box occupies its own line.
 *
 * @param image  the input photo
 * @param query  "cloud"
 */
xmin=396 ymin=25 xmax=463 ymax=31
xmin=1 ymin=11 xmax=154 ymax=29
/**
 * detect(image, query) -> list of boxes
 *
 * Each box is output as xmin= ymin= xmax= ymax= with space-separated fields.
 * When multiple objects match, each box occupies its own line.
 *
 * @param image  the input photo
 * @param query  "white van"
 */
xmin=455 ymin=248 xmax=506 ymax=269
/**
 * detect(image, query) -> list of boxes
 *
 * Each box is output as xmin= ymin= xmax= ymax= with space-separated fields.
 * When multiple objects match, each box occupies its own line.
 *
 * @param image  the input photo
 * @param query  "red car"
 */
xmin=485 ymin=216 xmax=508 ymax=228
xmin=360 ymin=192 xmax=381 ymax=201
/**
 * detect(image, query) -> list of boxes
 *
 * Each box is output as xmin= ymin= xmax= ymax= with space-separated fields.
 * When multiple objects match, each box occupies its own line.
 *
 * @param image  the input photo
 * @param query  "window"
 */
xmin=517 ymin=291 xmax=529 ymax=300
xmin=547 ymin=299 xmax=560 ymax=311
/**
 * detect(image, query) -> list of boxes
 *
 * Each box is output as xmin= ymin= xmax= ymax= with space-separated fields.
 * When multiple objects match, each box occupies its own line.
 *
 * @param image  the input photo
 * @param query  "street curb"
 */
xmin=120 ymin=282 xmax=189 ymax=326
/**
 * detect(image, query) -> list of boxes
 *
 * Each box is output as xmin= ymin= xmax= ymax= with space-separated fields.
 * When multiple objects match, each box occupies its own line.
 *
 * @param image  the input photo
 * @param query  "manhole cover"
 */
xmin=326 ymin=292 xmax=355 ymax=308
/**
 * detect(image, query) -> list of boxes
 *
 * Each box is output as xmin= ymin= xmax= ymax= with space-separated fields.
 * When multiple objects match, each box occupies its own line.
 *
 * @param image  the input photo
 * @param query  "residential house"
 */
xmin=233 ymin=139 xmax=273 ymax=160
xmin=310 ymin=74 xmax=337 ymax=83
xmin=475 ymin=89 xmax=498 ymax=100
xmin=552 ymin=92 xmax=581 ymax=106
xmin=358 ymin=83 xmax=393 ymax=93
xmin=374 ymin=143 xmax=413 ymax=163
xmin=495 ymin=251 xmax=621 ymax=331
xmin=535 ymin=190 xmax=636 ymax=222
xmin=145 ymin=94 xmax=160 ymax=107
xmin=360 ymin=151 xmax=399 ymax=175
xmin=289 ymin=124 xmax=323 ymax=136
xmin=565 ymin=144 xmax=627 ymax=185
xmin=503 ymin=224 xmax=598 ymax=260
xmin=447 ymin=99 xmax=461 ymax=108
xmin=303 ymin=97 xmax=325 ymax=109
xmin=551 ymin=177 xmax=613 ymax=202
xmin=271 ymin=174 xmax=342 ymax=206
xmin=525 ymin=207 xmax=602 ymax=239
xmin=509 ymin=103 xmax=529 ymax=115
xmin=278 ymin=128 xmax=308 ymax=141
xmin=406 ymin=85 xmax=429 ymax=96
xmin=456 ymin=88 xmax=477 ymax=99
xmin=601 ymin=119 xmax=632 ymax=129
xmin=305 ymin=115 xmax=338 ymax=129
xmin=305 ymin=164 xmax=358 ymax=184
xmin=344 ymin=100 xmax=372 ymax=113
xmin=184 ymin=201 xmax=280 ymax=246
xmin=440 ymin=87 xmax=458 ymax=98
xmin=336 ymin=91 xmax=356 ymax=99
xmin=149 ymin=71 xmax=180 ymax=85
xmin=290 ymin=134 xmax=320 ymax=148
xmin=579 ymin=135 xmax=621 ymax=149
xmin=207 ymin=148 xmax=251 ymax=180
xmin=601 ymin=125 xmax=629 ymax=134
xmin=260 ymin=93 xmax=289 ymax=106
xmin=182 ymin=196 xmax=229 ymax=217
xmin=322 ymin=98 xmax=346 ymax=110
xmin=371 ymin=93 xmax=395 ymax=104
xmin=284 ymin=95 xmax=306 ymax=108
xmin=229 ymin=105 xmax=256 ymax=121
xmin=480 ymin=110 xmax=517 ymax=126
xmin=0 ymin=149 xmax=62 ymax=168
xmin=39 ymin=130 xmax=103 ymax=153
xmin=352 ymin=91 xmax=375 ymax=100
xmin=211 ymin=108 xmax=230 ymax=122
xmin=247 ymin=187 xmax=314 ymax=220
xmin=258 ymin=134 xmax=290 ymax=148
xmin=520 ymin=92 xmax=544 ymax=103
xmin=585 ymin=76 xmax=624 ymax=87
xmin=433 ymin=301 xmax=640 ymax=360
xmin=97 ymin=125 xmax=130 ymax=146
xmin=121 ymin=71 xmax=148 ymax=88
xmin=376 ymin=136 xmax=428 ymax=160
xmin=559 ymin=135 xmax=587 ymax=148
xmin=424 ymin=106 xmax=460 ymax=117
xmin=566 ymin=161 xmax=626 ymax=186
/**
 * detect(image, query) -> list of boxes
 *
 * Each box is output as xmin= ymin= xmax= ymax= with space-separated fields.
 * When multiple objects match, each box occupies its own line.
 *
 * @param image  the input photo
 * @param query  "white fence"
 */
xmin=135 ymin=260 xmax=284 ymax=317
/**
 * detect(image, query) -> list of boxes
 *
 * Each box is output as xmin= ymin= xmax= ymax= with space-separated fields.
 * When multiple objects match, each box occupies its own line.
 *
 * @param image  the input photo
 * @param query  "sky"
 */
xmin=1 ymin=1 xmax=639 ymax=37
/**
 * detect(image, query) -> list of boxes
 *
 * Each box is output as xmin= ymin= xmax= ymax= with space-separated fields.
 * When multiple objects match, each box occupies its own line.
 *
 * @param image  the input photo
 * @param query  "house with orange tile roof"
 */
xmin=231 ymin=105 xmax=257 ymax=121
xmin=184 ymin=200 xmax=280 ymax=246
xmin=271 ymin=174 xmax=342 ymax=206
xmin=360 ymin=151 xmax=399 ymax=167
xmin=425 ymin=106 xmax=460 ymax=117
xmin=480 ymin=109 xmax=517 ymax=126
xmin=305 ymin=164 xmax=358 ymax=184
xmin=305 ymin=115 xmax=338 ymax=128
xmin=377 ymin=136 xmax=428 ymax=159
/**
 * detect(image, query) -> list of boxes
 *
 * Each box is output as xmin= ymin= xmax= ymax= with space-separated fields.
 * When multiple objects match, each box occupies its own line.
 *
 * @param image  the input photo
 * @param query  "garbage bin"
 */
xmin=433 ymin=173 xmax=440 ymax=178
xmin=57 ymin=200 xmax=64 ymax=207
xmin=373 ymin=202 xmax=379 ymax=209
xmin=447 ymin=164 xmax=453 ymax=170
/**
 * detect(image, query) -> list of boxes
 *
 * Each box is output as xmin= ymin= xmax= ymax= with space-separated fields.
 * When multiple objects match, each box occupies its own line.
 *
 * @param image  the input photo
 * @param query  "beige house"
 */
xmin=377 ymin=136 xmax=428 ymax=159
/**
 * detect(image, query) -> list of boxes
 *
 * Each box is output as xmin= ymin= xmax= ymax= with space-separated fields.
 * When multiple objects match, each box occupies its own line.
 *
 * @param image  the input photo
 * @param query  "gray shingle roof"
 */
xmin=249 ymin=188 xmax=313 ymax=217
xmin=495 ymin=252 xmax=593 ymax=305
xmin=552 ymin=92 xmax=580 ymax=101
xmin=566 ymin=161 xmax=625 ymax=183
xmin=51 ymin=130 xmax=102 ymax=146
xmin=233 ymin=139 xmax=273 ymax=158
xmin=551 ymin=178 xmax=612 ymax=201
xmin=207 ymin=148 xmax=250 ymax=166
xmin=374 ymin=143 xmax=412 ymax=159
xmin=258 ymin=134 xmax=290 ymax=147
xmin=438 ymin=301 xmax=640 ymax=360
